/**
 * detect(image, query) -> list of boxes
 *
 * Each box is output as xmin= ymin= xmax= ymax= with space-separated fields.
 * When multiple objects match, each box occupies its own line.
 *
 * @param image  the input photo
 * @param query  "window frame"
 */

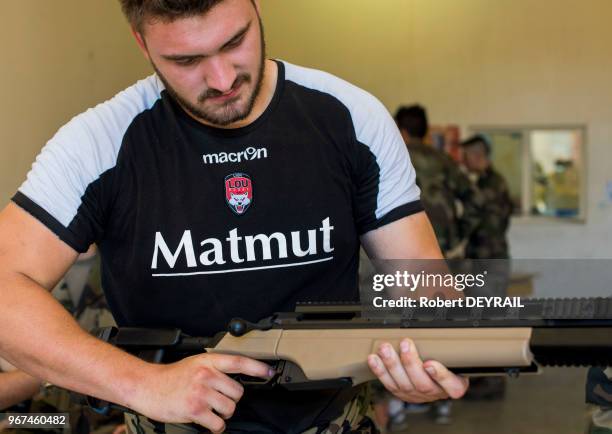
xmin=469 ymin=124 xmax=588 ymax=223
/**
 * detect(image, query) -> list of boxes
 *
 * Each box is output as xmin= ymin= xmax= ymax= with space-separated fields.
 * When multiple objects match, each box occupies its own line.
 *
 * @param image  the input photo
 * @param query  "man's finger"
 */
xmin=376 ymin=342 xmax=414 ymax=392
xmin=206 ymin=389 xmax=237 ymax=420
xmin=207 ymin=354 xmax=273 ymax=378
xmin=192 ymin=410 xmax=226 ymax=434
xmin=423 ymin=360 xmax=469 ymax=399
xmin=199 ymin=371 xmax=244 ymax=403
xmin=399 ymin=338 xmax=443 ymax=395
xmin=368 ymin=354 xmax=401 ymax=394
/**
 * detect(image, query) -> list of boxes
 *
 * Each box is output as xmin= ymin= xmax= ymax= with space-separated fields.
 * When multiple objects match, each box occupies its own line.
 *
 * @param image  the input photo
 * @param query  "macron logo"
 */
xmin=203 ymin=147 xmax=268 ymax=165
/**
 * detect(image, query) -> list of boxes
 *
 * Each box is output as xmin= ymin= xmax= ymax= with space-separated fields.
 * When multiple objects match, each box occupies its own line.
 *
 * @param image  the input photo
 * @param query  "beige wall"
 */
xmin=262 ymin=0 xmax=612 ymax=259
xmin=0 ymin=1 xmax=149 ymax=204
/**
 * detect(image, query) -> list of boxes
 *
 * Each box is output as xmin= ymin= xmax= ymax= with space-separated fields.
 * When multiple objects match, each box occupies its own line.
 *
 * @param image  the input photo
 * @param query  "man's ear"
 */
xmin=132 ymin=28 xmax=150 ymax=61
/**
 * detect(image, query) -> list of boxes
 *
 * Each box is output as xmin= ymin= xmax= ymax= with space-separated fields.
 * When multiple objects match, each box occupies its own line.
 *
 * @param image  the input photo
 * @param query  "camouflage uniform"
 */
xmin=407 ymin=141 xmax=482 ymax=259
xmin=464 ymin=166 xmax=512 ymax=260
xmin=125 ymin=385 xmax=379 ymax=434
xmin=587 ymin=367 xmax=612 ymax=434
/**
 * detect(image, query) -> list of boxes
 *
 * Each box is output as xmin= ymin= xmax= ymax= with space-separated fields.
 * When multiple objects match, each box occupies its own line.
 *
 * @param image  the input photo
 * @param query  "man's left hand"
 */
xmin=368 ymin=338 xmax=469 ymax=402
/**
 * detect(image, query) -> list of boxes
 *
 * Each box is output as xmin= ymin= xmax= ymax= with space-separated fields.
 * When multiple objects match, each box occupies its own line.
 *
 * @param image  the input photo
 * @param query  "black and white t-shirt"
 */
xmin=14 ymin=60 xmax=421 ymax=337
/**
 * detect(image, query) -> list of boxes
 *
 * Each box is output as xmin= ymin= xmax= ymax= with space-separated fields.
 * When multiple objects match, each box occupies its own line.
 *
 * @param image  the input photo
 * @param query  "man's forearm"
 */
xmin=0 ymin=272 xmax=155 ymax=410
xmin=0 ymin=370 xmax=41 ymax=410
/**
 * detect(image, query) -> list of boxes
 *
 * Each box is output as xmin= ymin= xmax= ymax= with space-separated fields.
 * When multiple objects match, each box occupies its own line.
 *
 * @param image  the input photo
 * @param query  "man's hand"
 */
xmin=368 ymin=338 xmax=468 ymax=403
xmin=130 ymin=353 xmax=273 ymax=433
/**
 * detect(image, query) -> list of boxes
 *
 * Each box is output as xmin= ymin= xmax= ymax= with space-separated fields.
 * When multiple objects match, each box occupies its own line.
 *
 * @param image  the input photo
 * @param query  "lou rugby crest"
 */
xmin=225 ymin=173 xmax=253 ymax=215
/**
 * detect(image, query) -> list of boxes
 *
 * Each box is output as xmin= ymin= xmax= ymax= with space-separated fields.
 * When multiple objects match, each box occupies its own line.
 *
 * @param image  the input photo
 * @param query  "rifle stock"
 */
xmin=208 ymin=327 xmax=536 ymax=384
xmin=96 ymin=297 xmax=612 ymax=391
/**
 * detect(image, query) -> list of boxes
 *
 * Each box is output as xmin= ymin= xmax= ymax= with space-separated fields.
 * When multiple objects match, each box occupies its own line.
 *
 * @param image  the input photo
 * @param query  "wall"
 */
xmin=261 ymin=0 xmax=612 ymax=259
xmin=0 ymin=1 xmax=150 ymax=205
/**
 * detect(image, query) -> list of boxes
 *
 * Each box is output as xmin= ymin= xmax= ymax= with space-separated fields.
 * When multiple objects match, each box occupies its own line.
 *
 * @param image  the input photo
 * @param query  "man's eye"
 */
xmin=175 ymin=58 xmax=199 ymax=66
xmin=224 ymin=35 xmax=245 ymax=50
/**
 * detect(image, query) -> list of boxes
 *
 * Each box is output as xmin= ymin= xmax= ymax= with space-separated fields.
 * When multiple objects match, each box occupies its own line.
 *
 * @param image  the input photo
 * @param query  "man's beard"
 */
xmin=153 ymin=20 xmax=266 ymax=127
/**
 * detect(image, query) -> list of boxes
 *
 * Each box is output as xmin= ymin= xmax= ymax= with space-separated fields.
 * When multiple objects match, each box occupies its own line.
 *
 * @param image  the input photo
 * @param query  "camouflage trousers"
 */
xmin=125 ymin=387 xmax=379 ymax=434
xmin=587 ymin=367 xmax=612 ymax=434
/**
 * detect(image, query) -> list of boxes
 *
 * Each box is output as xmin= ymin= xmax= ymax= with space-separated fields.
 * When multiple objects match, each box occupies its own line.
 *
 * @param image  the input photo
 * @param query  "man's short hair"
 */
xmin=461 ymin=134 xmax=491 ymax=156
xmin=119 ymin=0 xmax=228 ymax=32
xmin=394 ymin=105 xmax=428 ymax=140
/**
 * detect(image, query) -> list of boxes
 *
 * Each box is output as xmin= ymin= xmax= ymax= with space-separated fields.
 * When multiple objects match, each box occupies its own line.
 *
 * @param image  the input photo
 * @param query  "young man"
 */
xmin=0 ymin=1 xmax=468 ymax=433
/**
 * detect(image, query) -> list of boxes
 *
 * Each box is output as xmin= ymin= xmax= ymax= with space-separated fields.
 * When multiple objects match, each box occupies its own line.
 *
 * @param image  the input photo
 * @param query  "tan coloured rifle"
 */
xmin=95 ymin=297 xmax=612 ymax=392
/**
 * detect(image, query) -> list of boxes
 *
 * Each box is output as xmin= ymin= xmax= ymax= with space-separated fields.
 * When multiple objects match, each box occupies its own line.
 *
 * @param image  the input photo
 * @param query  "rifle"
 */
xmin=94 ymin=297 xmax=612 ymax=392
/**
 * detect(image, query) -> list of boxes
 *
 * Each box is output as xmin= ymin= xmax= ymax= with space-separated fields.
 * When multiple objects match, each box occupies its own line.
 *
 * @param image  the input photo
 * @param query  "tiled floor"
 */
xmin=394 ymin=367 xmax=593 ymax=434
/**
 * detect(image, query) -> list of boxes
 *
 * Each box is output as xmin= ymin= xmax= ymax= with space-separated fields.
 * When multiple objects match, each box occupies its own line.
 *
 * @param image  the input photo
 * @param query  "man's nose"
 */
xmin=205 ymin=56 xmax=237 ymax=93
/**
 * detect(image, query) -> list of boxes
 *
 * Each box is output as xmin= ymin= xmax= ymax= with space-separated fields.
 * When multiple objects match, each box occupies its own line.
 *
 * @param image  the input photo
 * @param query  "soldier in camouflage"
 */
xmin=460 ymin=135 xmax=513 ymax=401
xmin=460 ymin=135 xmax=513 ymax=260
xmin=395 ymin=106 xmax=483 ymax=260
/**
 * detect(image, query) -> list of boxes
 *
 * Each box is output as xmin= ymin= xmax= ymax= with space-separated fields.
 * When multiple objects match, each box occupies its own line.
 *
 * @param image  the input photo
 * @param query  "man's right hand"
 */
xmin=131 ymin=353 xmax=273 ymax=433
xmin=0 ymin=204 xmax=268 ymax=434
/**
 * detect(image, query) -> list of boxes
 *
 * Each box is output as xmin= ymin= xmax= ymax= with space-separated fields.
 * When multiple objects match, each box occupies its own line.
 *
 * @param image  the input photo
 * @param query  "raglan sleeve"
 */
xmin=350 ymin=97 xmax=423 ymax=235
xmin=11 ymin=76 xmax=162 ymax=253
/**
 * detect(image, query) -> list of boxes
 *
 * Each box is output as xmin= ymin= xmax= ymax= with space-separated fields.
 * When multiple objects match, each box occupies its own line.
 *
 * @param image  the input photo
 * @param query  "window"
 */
xmin=470 ymin=126 xmax=586 ymax=220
